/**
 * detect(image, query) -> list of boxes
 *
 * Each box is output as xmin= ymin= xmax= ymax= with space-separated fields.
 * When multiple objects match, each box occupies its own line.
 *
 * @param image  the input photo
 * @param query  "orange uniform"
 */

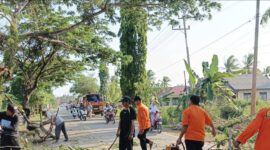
xmin=137 ymin=103 xmax=151 ymax=130
xmin=237 ymin=108 xmax=270 ymax=150
xmin=182 ymin=105 xmax=213 ymax=141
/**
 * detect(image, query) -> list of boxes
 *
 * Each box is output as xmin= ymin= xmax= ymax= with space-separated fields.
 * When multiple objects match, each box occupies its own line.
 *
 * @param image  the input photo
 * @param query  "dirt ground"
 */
xmin=33 ymin=107 xmax=216 ymax=150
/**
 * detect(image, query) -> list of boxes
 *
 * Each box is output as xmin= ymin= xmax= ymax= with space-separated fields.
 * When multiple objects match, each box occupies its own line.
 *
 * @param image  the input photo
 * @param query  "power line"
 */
xmin=148 ymin=1 xmax=240 ymax=56
xmin=190 ymin=17 xmax=255 ymax=56
xmin=149 ymin=32 xmax=179 ymax=56
xmin=156 ymin=17 xmax=255 ymax=73
xmin=148 ymin=25 xmax=170 ymax=45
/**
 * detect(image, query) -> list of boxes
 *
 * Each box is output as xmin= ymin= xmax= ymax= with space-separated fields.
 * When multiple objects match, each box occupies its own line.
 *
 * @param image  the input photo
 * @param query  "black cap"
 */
xmin=134 ymin=96 xmax=141 ymax=101
xmin=7 ymin=103 xmax=15 ymax=113
xmin=120 ymin=96 xmax=131 ymax=103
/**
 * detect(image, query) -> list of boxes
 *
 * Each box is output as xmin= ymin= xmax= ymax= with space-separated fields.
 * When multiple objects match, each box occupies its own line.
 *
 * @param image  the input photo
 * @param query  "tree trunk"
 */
xmin=23 ymin=94 xmax=30 ymax=109
xmin=23 ymin=88 xmax=33 ymax=109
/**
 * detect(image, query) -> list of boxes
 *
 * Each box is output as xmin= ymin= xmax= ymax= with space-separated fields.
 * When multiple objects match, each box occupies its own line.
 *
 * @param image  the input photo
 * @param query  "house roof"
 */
xmin=159 ymin=85 xmax=186 ymax=98
xmin=226 ymin=74 xmax=270 ymax=90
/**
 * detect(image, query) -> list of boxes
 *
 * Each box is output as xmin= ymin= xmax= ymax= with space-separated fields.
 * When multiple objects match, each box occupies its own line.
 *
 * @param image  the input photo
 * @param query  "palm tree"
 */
xmin=161 ymin=76 xmax=171 ymax=88
xmin=224 ymin=55 xmax=239 ymax=73
xmin=147 ymin=70 xmax=156 ymax=82
xmin=242 ymin=54 xmax=254 ymax=74
xmin=263 ymin=66 xmax=270 ymax=77
xmin=261 ymin=7 xmax=270 ymax=24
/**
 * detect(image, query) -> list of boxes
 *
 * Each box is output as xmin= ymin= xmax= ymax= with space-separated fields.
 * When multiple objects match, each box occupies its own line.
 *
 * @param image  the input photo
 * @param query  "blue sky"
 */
xmin=53 ymin=1 xmax=270 ymax=97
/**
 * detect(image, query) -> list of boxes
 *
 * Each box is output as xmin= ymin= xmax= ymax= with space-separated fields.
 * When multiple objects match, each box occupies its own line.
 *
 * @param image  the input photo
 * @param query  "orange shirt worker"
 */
xmin=176 ymin=95 xmax=216 ymax=150
xmin=134 ymin=96 xmax=153 ymax=150
xmin=233 ymin=108 xmax=270 ymax=150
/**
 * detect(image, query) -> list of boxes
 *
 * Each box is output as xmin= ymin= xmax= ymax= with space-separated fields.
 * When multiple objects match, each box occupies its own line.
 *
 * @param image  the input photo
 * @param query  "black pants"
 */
xmin=55 ymin=122 xmax=68 ymax=141
xmin=0 ymin=134 xmax=20 ymax=150
xmin=119 ymin=135 xmax=133 ymax=150
xmin=137 ymin=128 xmax=151 ymax=150
xmin=185 ymin=140 xmax=204 ymax=150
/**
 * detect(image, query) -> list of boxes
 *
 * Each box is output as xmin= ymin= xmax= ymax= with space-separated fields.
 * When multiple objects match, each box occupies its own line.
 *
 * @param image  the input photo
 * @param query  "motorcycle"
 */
xmin=150 ymin=112 xmax=162 ymax=133
xmin=71 ymin=107 xmax=77 ymax=119
xmin=104 ymin=109 xmax=115 ymax=124
xmin=78 ymin=108 xmax=87 ymax=121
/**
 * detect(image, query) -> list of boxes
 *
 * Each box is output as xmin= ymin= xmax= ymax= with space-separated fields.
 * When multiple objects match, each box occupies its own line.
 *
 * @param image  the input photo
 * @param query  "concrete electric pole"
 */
xmin=173 ymin=15 xmax=191 ymax=67
xmin=251 ymin=0 xmax=260 ymax=115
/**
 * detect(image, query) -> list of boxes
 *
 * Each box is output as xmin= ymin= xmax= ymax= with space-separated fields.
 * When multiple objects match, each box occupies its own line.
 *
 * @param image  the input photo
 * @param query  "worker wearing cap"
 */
xmin=176 ymin=95 xmax=216 ymax=150
xmin=116 ymin=96 xmax=136 ymax=150
xmin=233 ymin=108 xmax=270 ymax=150
xmin=134 ymin=96 xmax=153 ymax=150
xmin=0 ymin=104 xmax=20 ymax=150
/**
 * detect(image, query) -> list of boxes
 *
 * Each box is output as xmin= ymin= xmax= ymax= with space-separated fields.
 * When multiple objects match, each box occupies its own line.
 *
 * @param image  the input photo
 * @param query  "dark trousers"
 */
xmin=119 ymin=135 xmax=133 ymax=150
xmin=55 ymin=122 xmax=68 ymax=141
xmin=185 ymin=140 xmax=204 ymax=150
xmin=137 ymin=128 xmax=151 ymax=150
xmin=0 ymin=135 xmax=20 ymax=150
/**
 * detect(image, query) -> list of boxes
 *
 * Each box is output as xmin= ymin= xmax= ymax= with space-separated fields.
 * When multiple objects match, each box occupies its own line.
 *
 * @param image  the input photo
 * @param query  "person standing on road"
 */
xmin=116 ymin=96 xmax=136 ymax=150
xmin=233 ymin=107 xmax=270 ymax=150
xmin=42 ymin=110 xmax=69 ymax=143
xmin=176 ymin=95 xmax=216 ymax=150
xmin=87 ymin=103 xmax=93 ymax=118
xmin=134 ymin=96 xmax=153 ymax=150
xmin=0 ymin=104 xmax=20 ymax=150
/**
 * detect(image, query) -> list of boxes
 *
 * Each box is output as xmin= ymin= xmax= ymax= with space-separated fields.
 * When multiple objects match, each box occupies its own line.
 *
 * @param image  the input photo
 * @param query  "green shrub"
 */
xmin=220 ymin=105 xmax=242 ymax=119
xmin=235 ymin=99 xmax=249 ymax=108
xmin=160 ymin=106 xmax=182 ymax=125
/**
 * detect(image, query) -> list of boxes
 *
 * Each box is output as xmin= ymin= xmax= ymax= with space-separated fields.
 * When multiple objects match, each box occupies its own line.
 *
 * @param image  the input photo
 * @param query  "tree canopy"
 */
xmin=70 ymin=75 xmax=99 ymax=96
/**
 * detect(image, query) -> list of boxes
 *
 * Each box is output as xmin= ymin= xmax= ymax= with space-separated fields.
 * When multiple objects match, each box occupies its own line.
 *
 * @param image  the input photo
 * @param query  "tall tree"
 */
xmin=106 ymin=76 xmax=122 ymax=103
xmin=119 ymin=6 xmax=148 ymax=98
xmin=242 ymin=54 xmax=254 ymax=74
xmin=99 ymin=61 xmax=109 ymax=100
xmin=161 ymin=76 xmax=171 ymax=88
xmin=147 ymin=70 xmax=156 ymax=83
xmin=70 ymin=75 xmax=99 ymax=96
xmin=0 ymin=1 xmax=116 ymax=108
xmin=224 ymin=55 xmax=239 ymax=73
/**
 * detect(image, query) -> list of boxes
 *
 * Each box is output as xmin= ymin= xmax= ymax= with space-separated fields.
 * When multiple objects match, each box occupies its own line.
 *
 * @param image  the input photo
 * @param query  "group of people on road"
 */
xmin=68 ymin=102 xmax=93 ymax=119
xmin=1 ymin=93 xmax=270 ymax=150
xmin=117 ymin=94 xmax=270 ymax=150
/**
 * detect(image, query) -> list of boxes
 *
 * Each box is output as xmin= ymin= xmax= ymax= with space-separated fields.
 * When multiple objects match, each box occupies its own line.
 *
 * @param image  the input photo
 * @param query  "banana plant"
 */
xmin=184 ymin=55 xmax=235 ymax=102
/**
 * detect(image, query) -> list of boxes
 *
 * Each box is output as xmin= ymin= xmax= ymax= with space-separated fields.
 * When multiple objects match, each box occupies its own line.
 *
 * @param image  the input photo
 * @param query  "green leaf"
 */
xmin=261 ymin=7 xmax=270 ymax=25
xmin=207 ymin=83 xmax=214 ymax=101
xmin=184 ymin=60 xmax=197 ymax=89
xmin=210 ymin=55 xmax=218 ymax=77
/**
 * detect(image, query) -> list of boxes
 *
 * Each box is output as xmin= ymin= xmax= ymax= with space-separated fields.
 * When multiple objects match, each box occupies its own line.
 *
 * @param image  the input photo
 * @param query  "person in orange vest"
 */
xmin=134 ymin=96 xmax=153 ymax=150
xmin=176 ymin=95 xmax=216 ymax=150
xmin=233 ymin=108 xmax=270 ymax=150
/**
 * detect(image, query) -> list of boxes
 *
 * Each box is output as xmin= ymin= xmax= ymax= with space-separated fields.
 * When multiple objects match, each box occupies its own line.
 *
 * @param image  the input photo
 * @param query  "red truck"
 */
xmin=82 ymin=94 xmax=105 ymax=116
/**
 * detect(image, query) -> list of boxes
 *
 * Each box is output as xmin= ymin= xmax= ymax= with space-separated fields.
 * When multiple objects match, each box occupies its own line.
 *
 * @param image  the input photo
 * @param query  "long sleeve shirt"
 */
xmin=0 ymin=112 xmax=19 ymax=136
xmin=237 ymin=108 xmax=270 ymax=150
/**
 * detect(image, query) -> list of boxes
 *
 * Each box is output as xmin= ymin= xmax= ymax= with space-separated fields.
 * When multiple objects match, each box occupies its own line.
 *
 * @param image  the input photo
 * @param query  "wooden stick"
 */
xmin=107 ymin=136 xmax=118 ymax=150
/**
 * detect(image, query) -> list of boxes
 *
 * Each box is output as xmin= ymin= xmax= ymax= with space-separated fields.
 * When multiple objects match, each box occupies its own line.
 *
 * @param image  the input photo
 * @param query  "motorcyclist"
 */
xmin=150 ymin=99 xmax=158 ymax=127
xmin=104 ymin=103 xmax=115 ymax=122
xmin=78 ymin=103 xmax=86 ymax=120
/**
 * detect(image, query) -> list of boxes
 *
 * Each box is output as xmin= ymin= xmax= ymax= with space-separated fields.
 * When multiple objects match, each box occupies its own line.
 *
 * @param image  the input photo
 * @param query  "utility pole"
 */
xmin=173 ymin=15 xmax=191 ymax=67
xmin=251 ymin=0 xmax=260 ymax=115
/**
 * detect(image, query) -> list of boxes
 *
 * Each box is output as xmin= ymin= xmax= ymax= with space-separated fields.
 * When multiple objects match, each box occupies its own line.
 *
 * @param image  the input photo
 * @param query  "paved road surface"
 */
xmin=34 ymin=107 xmax=214 ymax=150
